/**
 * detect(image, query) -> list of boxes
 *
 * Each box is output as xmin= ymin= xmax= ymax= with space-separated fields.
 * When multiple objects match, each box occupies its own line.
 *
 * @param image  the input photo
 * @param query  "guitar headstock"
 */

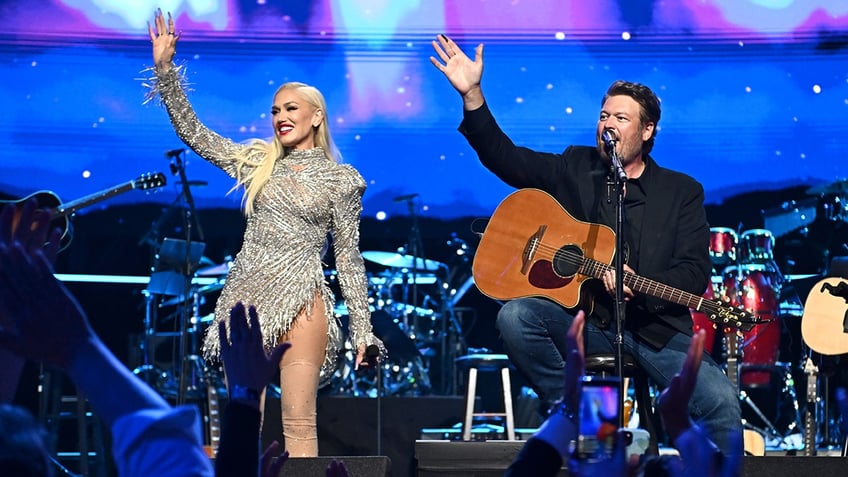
xmin=133 ymin=172 xmax=167 ymax=191
xmin=706 ymin=299 xmax=756 ymax=332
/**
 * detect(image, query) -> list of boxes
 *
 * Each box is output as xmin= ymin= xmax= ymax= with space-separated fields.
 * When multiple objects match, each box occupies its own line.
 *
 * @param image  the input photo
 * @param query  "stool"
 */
xmin=39 ymin=366 xmax=107 ymax=476
xmin=455 ymin=354 xmax=516 ymax=441
xmin=584 ymin=353 xmax=660 ymax=454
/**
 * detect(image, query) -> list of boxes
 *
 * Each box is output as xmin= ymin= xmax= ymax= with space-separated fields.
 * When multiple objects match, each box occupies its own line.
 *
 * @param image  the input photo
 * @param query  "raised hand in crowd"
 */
xmin=506 ymin=311 xmax=630 ymax=477
xmin=655 ymin=330 xmax=742 ymax=477
xmin=0 ymin=200 xmax=213 ymax=477
xmin=0 ymin=199 xmax=62 ymax=402
xmin=215 ymin=302 xmax=290 ymax=477
xmin=218 ymin=302 xmax=290 ymax=410
xmin=260 ymin=441 xmax=289 ymax=477
xmin=325 ymin=458 xmax=350 ymax=477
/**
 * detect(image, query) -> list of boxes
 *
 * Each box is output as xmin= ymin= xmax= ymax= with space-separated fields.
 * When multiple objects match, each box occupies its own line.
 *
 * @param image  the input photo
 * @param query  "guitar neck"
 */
xmin=582 ymin=258 xmax=703 ymax=309
xmin=53 ymin=181 xmax=136 ymax=218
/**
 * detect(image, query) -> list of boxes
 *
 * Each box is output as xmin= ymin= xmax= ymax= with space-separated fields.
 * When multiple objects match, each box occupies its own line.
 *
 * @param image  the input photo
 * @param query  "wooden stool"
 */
xmin=455 ymin=354 xmax=516 ymax=441
xmin=584 ymin=353 xmax=660 ymax=454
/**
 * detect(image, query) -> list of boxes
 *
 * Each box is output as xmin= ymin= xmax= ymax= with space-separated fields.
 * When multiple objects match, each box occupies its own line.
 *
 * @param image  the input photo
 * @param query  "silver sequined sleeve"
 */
xmin=332 ymin=167 xmax=384 ymax=353
xmin=148 ymin=65 xmax=251 ymax=177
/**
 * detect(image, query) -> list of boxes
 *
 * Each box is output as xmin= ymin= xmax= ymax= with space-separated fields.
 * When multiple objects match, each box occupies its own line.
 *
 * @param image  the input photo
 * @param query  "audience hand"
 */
xmin=0 ymin=200 xmax=62 ymax=402
xmin=656 ymin=329 xmax=705 ymax=441
xmin=218 ymin=302 xmax=290 ymax=407
xmin=657 ymin=329 xmax=742 ymax=477
xmin=0 ymin=202 xmax=94 ymax=367
xmin=326 ymin=458 xmax=350 ymax=477
xmin=260 ymin=441 xmax=288 ymax=477
xmin=563 ymin=310 xmax=586 ymax=411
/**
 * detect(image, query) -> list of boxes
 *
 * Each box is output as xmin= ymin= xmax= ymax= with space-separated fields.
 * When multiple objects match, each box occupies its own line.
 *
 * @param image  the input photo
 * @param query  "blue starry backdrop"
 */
xmin=1 ymin=0 xmax=847 ymax=221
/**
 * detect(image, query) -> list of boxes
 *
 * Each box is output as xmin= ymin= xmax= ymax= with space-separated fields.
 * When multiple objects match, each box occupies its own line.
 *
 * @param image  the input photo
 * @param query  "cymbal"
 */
xmin=807 ymin=179 xmax=848 ymax=196
xmin=361 ymin=251 xmax=444 ymax=272
xmin=197 ymin=262 xmax=232 ymax=276
xmin=369 ymin=271 xmax=438 ymax=286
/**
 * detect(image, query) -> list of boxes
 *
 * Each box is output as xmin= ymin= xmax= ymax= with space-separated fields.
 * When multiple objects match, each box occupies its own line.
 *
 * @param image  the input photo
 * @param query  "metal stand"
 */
xmin=606 ymin=136 xmax=628 ymax=428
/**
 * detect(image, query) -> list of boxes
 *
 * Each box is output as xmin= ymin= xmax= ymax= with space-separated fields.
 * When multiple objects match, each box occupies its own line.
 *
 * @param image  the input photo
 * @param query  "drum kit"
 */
xmin=692 ymin=178 xmax=848 ymax=449
xmin=323 ymin=241 xmax=473 ymax=397
xmin=691 ymin=226 xmax=807 ymax=446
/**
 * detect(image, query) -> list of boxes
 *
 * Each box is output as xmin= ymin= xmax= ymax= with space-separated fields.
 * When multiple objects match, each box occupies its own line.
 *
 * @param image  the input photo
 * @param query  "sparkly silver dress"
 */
xmin=149 ymin=66 xmax=381 ymax=375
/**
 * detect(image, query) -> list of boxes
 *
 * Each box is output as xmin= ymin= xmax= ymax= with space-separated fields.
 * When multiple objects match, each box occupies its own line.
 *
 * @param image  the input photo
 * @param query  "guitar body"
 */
xmin=801 ymin=277 xmax=848 ymax=355
xmin=472 ymin=188 xmax=615 ymax=311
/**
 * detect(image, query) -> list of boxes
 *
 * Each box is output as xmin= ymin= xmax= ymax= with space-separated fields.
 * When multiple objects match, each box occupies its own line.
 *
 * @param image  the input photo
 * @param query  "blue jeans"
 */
xmin=495 ymin=297 xmax=742 ymax=455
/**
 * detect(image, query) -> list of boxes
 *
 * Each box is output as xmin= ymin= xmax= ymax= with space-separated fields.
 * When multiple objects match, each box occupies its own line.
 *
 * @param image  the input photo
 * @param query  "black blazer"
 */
xmin=459 ymin=102 xmax=712 ymax=348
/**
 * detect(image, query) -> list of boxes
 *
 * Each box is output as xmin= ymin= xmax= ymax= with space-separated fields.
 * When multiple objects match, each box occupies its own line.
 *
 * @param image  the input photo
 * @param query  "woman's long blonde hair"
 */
xmin=231 ymin=82 xmax=341 ymax=216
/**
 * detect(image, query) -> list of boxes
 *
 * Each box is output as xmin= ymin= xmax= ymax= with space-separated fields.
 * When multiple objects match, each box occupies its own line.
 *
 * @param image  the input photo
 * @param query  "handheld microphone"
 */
xmin=363 ymin=344 xmax=380 ymax=367
xmin=393 ymin=193 xmax=419 ymax=203
xmin=164 ymin=148 xmax=186 ymax=158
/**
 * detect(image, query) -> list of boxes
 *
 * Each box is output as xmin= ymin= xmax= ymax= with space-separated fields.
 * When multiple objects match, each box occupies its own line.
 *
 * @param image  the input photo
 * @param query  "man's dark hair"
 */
xmin=602 ymin=80 xmax=662 ymax=155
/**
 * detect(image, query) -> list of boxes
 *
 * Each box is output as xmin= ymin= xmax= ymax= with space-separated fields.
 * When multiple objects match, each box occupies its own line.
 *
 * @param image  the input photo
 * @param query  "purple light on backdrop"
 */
xmin=1 ymin=0 xmax=847 ymax=221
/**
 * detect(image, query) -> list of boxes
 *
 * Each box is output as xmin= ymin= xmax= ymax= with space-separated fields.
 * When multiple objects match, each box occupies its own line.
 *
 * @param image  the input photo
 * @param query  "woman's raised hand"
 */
xmin=148 ymin=8 xmax=180 ymax=71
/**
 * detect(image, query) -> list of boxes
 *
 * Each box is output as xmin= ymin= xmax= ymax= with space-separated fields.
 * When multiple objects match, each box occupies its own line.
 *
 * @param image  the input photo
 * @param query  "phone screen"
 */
xmin=577 ymin=376 xmax=620 ymax=458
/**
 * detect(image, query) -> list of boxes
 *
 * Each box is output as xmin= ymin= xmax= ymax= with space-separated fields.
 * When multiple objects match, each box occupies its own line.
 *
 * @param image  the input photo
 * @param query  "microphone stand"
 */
xmin=171 ymin=151 xmax=204 ymax=406
xmin=608 ymin=144 xmax=627 ymax=429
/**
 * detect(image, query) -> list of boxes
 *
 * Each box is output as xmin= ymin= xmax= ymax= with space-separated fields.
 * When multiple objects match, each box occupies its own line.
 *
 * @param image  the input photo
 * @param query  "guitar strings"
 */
xmin=523 ymin=239 xmax=753 ymax=325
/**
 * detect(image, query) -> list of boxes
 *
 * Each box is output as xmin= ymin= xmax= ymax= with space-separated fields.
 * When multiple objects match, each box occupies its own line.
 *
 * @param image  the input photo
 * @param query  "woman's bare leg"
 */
xmin=278 ymin=295 xmax=328 ymax=457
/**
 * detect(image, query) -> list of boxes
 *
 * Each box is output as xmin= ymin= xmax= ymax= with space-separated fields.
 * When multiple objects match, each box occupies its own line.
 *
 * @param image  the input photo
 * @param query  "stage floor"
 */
xmin=414 ymin=440 xmax=848 ymax=477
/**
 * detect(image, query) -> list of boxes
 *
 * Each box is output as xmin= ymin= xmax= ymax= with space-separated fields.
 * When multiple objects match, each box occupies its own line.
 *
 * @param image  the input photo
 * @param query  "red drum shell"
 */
xmin=709 ymin=227 xmax=738 ymax=267
xmin=722 ymin=265 xmax=781 ymax=387
xmin=738 ymin=229 xmax=775 ymax=263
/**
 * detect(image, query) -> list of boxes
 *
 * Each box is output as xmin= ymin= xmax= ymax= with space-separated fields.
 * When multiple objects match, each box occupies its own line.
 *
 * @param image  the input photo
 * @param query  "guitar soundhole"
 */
xmin=529 ymin=260 xmax=573 ymax=289
xmin=552 ymin=244 xmax=582 ymax=277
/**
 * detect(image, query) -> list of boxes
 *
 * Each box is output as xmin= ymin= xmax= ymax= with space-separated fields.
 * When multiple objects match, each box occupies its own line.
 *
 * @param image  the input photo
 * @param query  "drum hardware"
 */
xmin=361 ymin=250 xmax=446 ymax=272
xmin=763 ymin=198 xmax=818 ymax=239
xmin=806 ymin=179 xmax=848 ymax=197
xmin=159 ymin=280 xmax=225 ymax=308
xmin=196 ymin=260 xmax=232 ymax=277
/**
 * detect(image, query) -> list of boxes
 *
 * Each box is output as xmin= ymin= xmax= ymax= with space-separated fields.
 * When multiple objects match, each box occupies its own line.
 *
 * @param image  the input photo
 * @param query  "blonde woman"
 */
xmin=147 ymin=10 xmax=383 ymax=457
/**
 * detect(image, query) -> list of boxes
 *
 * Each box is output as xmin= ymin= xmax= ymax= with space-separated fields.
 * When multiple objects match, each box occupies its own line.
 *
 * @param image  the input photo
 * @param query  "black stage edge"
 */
xmin=278 ymin=456 xmax=391 ymax=476
xmin=263 ymin=395 xmax=465 ymax=477
xmin=415 ymin=441 xmax=848 ymax=477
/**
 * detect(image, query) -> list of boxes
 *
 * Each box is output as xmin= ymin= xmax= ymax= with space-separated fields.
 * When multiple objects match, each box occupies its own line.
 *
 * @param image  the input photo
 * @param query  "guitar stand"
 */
xmin=739 ymin=390 xmax=785 ymax=442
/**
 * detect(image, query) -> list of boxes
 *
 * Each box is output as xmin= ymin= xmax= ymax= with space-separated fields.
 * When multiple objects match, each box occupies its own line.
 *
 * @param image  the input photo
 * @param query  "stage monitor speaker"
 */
xmin=277 ymin=456 xmax=390 ymax=477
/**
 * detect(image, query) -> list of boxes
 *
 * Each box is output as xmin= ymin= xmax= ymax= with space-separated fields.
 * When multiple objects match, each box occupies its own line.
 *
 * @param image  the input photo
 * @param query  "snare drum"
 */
xmin=722 ymin=264 xmax=781 ymax=387
xmin=709 ymin=227 xmax=738 ymax=267
xmin=738 ymin=229 xmax=775 ymax=263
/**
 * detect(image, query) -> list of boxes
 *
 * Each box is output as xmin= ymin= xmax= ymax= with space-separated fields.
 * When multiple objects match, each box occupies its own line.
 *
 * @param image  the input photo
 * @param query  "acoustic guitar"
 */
xmin=472 ymin=188 xmax=756 ymax=331
xmin=1 ymin=172 xmax=166 ymax=251
xmin=800 ymin=277 xmax=848 ymax=356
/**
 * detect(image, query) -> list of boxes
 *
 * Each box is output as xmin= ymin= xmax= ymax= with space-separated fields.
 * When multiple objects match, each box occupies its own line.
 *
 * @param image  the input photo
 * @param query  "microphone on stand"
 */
xmin=165 ymin=148 xmax=186 ymax=159
xmin=601 ymin=129 xmax=617 ymax=153
xmin=602 ymin=130 xmax=627 ymax=182
xmin=393 ymin=193 xmax=419 ymax=203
